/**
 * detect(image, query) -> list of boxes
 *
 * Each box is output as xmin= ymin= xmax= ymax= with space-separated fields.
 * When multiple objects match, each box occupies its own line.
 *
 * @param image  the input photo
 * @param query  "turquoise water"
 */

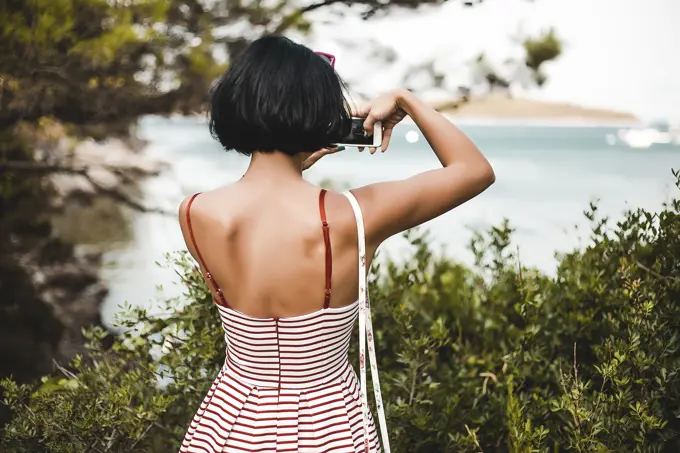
xmin=100 ymin=116 xmax=679 ymax=326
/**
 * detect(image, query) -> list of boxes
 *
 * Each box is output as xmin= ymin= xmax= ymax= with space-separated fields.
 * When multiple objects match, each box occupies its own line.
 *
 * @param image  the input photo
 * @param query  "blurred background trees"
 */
xmin=0 ymin=0 xmax=564 ymax=439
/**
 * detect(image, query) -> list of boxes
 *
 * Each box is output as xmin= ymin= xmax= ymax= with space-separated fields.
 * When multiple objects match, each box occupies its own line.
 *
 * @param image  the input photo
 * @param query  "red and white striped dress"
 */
xmin=180 ymin=190 xmax=390 ymax=453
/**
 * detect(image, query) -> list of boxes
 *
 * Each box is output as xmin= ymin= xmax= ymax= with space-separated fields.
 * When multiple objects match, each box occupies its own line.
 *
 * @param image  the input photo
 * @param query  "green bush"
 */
xmin=3 ymin=170 xmax=679 ymax=453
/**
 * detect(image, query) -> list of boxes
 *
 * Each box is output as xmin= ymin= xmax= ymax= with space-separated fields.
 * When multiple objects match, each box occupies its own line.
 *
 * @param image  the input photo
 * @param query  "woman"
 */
xmin=178 ymin=35 xmax=495 ymax=453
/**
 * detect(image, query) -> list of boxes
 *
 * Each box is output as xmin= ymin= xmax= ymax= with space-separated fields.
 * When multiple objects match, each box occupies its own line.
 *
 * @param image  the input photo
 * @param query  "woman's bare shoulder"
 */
xmin=178 ymin=185 xmax=244 ymax=229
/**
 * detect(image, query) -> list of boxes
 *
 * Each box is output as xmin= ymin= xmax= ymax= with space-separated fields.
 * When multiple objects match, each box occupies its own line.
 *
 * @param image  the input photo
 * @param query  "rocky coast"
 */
xmin=2 ymin=124 xmax=168 ymax=380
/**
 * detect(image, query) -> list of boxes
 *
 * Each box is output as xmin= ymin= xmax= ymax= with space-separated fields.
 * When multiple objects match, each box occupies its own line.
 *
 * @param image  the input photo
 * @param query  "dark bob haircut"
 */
xmin=209 ymin=35 xmax=352 ymax=156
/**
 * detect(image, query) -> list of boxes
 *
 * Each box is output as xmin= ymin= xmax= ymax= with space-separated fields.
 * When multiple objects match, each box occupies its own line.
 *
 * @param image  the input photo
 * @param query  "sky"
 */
xmin=298 ymin=0 xmax=680 ymax=121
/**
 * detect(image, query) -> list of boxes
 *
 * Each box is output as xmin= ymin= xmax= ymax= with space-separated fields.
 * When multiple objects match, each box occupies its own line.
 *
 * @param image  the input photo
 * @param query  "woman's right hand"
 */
xmin=356 ymin=89 xmax=410 ymax=153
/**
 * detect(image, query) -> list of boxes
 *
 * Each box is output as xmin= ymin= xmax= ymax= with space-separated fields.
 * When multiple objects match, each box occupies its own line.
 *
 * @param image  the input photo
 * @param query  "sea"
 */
xmin=100 ymin=115 xmax=679 ymax=327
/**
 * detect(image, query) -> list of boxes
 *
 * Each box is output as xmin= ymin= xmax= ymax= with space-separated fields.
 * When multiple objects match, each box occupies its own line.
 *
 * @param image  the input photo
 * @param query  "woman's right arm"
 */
xmin=352 ymin=89 xmax=496 ymax=248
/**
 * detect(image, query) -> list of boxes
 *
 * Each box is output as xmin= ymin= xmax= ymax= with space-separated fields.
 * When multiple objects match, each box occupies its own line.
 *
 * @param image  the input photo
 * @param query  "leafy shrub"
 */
xmin=3 ymin=170 xmax=679 ymax=453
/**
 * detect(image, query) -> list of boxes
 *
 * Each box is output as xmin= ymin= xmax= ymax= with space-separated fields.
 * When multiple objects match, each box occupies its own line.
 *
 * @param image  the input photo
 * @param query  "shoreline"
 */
xmin=431 ymin=94 xmax=641 ymax=125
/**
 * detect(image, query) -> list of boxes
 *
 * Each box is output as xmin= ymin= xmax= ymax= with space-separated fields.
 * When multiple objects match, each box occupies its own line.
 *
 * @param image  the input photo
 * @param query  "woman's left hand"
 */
xmin=301 ymin=146 xmax=345 ymax=171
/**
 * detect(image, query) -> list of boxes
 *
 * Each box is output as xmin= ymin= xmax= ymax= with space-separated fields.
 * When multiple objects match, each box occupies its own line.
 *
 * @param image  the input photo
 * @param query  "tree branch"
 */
xmin=1 ymin=161 xmax=88 ymax=174
xmin=0 ymin=161 xmax=173 ymax=216
xmin=271 ymin=0 xmax=353 ymax=34
xmin=272 ymin=0 xmax=462 ymax=34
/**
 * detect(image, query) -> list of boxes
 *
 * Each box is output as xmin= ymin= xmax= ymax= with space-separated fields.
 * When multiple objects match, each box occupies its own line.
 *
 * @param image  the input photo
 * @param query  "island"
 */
xmin=431 ymin=94 xmax=640 ymax=124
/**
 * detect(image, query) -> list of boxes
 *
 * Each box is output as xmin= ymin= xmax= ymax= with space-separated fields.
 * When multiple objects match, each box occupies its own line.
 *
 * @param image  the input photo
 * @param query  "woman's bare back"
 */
xmin=179 ymin=179 xmax=371 ymax=319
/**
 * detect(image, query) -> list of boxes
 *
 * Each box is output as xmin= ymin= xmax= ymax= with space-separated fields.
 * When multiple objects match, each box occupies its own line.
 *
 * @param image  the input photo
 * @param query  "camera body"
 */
xmin=334 ymin=118 xmax=382 ymax=148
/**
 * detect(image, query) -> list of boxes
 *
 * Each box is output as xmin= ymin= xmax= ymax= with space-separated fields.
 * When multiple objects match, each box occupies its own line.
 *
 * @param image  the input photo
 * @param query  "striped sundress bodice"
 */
xmin=220 ymin=302 xmax=358 ymax=389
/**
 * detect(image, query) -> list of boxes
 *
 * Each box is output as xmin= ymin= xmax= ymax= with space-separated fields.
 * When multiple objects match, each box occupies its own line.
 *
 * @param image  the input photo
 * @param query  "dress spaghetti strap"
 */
xmin=319 ymin=189 xmax=333 ymax=309
xmin=343 ymin=190 xmax=391 ymax=453
xmin=186 ymin=193 xmax=228 ymax=307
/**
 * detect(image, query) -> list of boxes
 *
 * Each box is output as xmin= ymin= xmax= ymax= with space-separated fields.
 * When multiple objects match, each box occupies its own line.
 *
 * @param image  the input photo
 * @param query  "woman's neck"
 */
xmin=244 ymin=150 xmax=307 ymax=182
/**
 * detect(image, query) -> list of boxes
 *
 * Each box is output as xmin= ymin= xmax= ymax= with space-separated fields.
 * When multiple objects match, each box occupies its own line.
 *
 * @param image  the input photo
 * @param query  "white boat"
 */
xmin=615 ymin=120 xmax=680 ymax=149
xmin=669 ymin=121 xmax=680 ymax=145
